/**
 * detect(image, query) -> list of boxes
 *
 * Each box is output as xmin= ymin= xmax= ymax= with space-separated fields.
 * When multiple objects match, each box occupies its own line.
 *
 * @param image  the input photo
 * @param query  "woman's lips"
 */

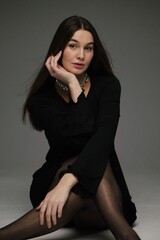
xmin=72 ymin=63 xmax=85 ymax=69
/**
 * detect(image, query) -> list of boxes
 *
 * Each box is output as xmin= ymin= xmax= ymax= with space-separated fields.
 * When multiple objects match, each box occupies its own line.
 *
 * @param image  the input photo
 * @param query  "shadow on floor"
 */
xmin=33 ymin=228 xmax=115 ymax=240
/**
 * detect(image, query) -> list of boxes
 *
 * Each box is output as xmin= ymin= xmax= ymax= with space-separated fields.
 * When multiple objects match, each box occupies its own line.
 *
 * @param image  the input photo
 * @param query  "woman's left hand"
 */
xmin=36 ymin=182 xmax=70 ymax=228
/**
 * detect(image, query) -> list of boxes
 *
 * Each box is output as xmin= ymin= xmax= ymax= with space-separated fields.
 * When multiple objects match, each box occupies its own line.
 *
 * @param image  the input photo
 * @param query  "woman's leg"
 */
xmin=93 ymin=162 xmax=141 ymax=240
xmin=0 ymin=158 xmax=86 ymax=240
xmin=0 ymin=192 xmax=86 ymax=240
xmin=72 ymin=162 xmax=140 ymax=239
xmin=0 ymin=158 xmax=141 ymax=240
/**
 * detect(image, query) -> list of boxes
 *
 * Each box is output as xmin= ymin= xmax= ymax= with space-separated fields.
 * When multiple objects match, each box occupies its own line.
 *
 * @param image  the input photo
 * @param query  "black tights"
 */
xmin=0 ymin=162 xmax=141 ymax=240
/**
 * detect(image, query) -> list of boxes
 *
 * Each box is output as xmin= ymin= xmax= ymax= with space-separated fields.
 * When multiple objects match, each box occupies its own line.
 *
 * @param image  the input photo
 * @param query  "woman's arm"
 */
xmin=67 ymin=76 xmax=121 ymax=195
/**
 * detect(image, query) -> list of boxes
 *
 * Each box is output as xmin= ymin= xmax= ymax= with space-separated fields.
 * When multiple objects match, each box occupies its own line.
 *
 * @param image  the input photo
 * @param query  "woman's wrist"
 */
xmin=69 ymin=78 xmax=82 ymax=91
xmin=68 ymin=79 xmax=83 ymax=103
xmin=59 ymin=173 xmax=78 ymax=191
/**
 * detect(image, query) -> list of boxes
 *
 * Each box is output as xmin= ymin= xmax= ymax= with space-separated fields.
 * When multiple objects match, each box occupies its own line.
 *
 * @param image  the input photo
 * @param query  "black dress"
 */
xmin=28 ymin=74 xmax=137 ymax=225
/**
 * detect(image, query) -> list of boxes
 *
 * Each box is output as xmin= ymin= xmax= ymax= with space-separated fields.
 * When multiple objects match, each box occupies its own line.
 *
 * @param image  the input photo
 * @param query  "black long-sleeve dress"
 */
xmin=27 ymin=74 xmax=137 ymax=225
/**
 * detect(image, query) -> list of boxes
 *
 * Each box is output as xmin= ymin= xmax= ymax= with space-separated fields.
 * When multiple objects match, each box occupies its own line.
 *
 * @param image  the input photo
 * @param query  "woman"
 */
xmin=0 ymin=16 xmax=141 ymax=240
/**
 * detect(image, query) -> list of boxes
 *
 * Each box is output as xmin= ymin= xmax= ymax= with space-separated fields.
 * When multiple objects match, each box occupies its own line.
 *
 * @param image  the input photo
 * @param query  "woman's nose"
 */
xmin=77 ymin=49 xmax=85 ymax=60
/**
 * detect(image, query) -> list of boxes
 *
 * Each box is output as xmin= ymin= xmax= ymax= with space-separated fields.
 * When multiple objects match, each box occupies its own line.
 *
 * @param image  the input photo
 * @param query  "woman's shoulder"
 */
xmin=92 ymin=74 xmax=121 ymax=92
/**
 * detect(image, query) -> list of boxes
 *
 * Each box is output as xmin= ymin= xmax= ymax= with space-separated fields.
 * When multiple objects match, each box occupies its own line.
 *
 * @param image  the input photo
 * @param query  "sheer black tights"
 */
xmin=93 ymin=163 xmax=141 ymax=240
xmin=0 ymin=161 xmax=141 ymax=240
xmin=0 ymin=192 xmax=86 ymax=240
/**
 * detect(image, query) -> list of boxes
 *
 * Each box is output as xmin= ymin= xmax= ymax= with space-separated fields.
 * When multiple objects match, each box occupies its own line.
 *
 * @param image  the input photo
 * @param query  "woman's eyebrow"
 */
xmin=69 ymin=39 xmax=94 ymax=45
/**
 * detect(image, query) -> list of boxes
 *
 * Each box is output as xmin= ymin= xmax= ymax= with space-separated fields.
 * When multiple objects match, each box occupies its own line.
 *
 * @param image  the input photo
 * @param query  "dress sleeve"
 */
xmin=67 ymin=77 xmax=121 ymax=195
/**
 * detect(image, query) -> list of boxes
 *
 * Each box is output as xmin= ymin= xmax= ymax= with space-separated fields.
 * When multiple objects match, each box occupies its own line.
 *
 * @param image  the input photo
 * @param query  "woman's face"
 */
xmin=62 ymin=29 xmax=94 ymax=77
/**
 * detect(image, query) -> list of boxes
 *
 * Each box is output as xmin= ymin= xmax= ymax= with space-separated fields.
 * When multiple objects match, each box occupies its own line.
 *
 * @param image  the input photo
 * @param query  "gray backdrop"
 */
xmin=0 ymin=0 xmax=160 ymax=214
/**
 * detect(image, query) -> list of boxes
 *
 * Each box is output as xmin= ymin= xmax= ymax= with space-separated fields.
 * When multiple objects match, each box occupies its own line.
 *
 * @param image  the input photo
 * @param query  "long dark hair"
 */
xmin=23 ymin=15 xmax=115 ymax=130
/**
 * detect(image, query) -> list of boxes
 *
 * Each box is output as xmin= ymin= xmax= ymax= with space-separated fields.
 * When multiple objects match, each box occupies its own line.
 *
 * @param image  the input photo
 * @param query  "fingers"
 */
xmin=45 ymin=56 xmax=55 ymax=77
xmin=46 ymin=201 xmax=61 ymax=228
xmin=58 ymin=202 xmax=64 ymax=218
xmin=51 ymin=205 xmax=58 ymax=226
xmin=51 ymin=51 xmax=62 ymax=65
xmin=45 ymin=51 xmax=62 ymax=77
xmin=39 ymin=201 xmax=46 ymax=226
xmin=50 ymin=202 xmax=64 ymax=226
xmin=39 ymin=201 xmax=53 ymax=228
xmin=38 ymin=200 xmax=64 ymax=228
xmin=37 ymin=184 xmax=68 ymax=229
xmin=36 ymin=201 xmax=43 ymax=211
xmin=50 ymin=51 xmax=62 ymax=72
xmin=46 ymin=203 xmax=53 ymax=228
xmin=36 ymin=201 xmax=45 ymax=225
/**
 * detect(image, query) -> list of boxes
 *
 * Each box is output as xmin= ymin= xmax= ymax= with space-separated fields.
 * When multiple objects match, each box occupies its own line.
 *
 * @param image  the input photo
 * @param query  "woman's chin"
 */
xmin=71 ymin=69 xmax=86 ymax=76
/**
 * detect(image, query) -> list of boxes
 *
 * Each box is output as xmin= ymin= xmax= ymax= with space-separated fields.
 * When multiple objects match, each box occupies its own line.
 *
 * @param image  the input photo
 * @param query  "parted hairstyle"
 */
xmin=23 ymin=15 xmax=115 ymax=130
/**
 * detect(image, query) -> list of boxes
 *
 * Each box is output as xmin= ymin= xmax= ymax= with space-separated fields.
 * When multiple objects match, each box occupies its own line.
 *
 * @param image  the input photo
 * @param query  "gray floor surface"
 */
xmin=0 ymin=173 xmax=159 ymax=240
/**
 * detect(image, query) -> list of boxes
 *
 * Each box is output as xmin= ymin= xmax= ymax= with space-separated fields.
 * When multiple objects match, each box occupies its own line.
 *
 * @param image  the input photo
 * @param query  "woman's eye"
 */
xmin=68 ymin=44 xmax=77 ymax=49
xmin=85 ymin=46 xmax=93 ymax=51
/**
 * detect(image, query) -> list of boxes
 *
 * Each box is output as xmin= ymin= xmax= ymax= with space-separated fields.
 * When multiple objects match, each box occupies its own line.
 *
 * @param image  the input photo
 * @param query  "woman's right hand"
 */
xmin=45 ymin=51 xmax=83 ymax=103
xmin=45 ymin=51 xmax=76 ymax=86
